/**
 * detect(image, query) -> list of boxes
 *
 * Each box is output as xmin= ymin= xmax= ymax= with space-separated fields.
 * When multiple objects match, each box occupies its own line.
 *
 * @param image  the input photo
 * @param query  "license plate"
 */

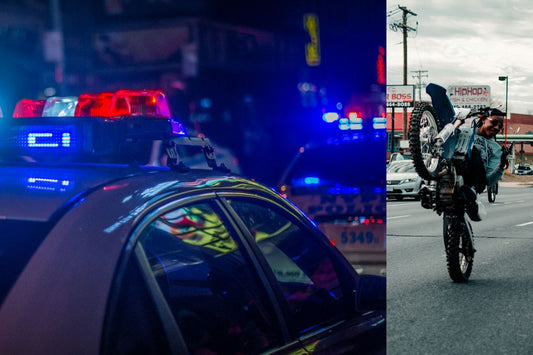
xmin=386 ymin=186 xmax=393 ymax=192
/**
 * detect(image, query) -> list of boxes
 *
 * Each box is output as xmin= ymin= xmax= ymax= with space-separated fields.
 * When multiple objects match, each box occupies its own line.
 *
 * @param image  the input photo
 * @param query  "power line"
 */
xmin=388 ymin=5 xmax=417 ymax=140
xmin=411 ymin=69 xmax=428 ymax=102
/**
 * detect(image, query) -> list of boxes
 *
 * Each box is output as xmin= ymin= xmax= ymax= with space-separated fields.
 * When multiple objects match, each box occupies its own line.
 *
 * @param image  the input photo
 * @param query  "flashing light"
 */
xmin=327 ymin=186 xmax=360 ymax=194
xmin=75 ymin=92 xmax=113 ymax=117
xmin=335 ymin=112 xmax=363 ymax=131
xmin=322 ymin=112 xmax=339 ymax=123
xmin=26 ymin=177 xmax=73 ymax=192
xmin=304 ymin=176 xmax=320 ymax=185
xmin=13 ymin=99 xmax=46 ymax=117
xmin=109 ymin=89 xmax=170 ymax=118
xmin=339 ymin=117 xmax=362 ymax=131
xmin=373 ymin=117 xmax=386 ymax=129
xmin=292 ymin=176 xmax=323 ymax=187
xmin=42 ymin=96 xmax=78 ymax=117
xmin=25 ymin=131 xmax=73 ymax=148
xmin=348 ymin=112 xmax=361 ymax=120
xmin=3 ymin=89 xmax=187 ymax=163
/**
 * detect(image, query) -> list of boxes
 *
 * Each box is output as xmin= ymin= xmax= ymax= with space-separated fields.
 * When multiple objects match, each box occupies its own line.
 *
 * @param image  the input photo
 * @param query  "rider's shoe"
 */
xmin=419 ymin=185 xmax=433 ymax=209
xmin=465 ymin=201 xmax=481 ymax=221
xmin=460 ymin=185 xmax=482 ymax=221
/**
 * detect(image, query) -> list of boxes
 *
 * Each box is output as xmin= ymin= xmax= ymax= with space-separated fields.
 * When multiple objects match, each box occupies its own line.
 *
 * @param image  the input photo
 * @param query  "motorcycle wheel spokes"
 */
xmin=444 ymin=215 xmax=474 ymax=282
xmin=409 ymin=103 xmax=441 ymax=181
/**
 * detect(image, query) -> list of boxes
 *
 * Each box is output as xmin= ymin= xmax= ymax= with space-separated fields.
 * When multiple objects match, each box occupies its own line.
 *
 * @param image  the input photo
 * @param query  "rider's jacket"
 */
xmin=473 ymin=133 xmax=504 ymax=187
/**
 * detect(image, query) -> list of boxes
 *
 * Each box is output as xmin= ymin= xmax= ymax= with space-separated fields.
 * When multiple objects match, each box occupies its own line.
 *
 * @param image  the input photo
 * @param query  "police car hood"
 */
xmin=0 ymin=164 xmax=143 ymax=222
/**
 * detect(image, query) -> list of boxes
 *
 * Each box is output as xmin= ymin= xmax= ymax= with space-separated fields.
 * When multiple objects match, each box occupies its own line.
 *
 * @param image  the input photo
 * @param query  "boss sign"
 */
xmin=386 ymin=85 xmax=415 ymax=107
xmin=447 ymin=85 xmax=491 ymax=109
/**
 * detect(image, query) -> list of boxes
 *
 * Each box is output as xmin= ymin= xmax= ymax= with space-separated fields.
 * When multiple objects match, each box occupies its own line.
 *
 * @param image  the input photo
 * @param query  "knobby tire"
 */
xmin=488 ymin=186 xmax=496 ymax=203
xmin=444 ymin=213 xmax=474 ymax=282
xmin=408 ymin=103 xmax=441 ymax=181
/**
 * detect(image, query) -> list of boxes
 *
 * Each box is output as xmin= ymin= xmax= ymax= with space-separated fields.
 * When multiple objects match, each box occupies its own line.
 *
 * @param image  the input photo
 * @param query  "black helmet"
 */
xmin=478 ymin=107 xmax=506 ymax=118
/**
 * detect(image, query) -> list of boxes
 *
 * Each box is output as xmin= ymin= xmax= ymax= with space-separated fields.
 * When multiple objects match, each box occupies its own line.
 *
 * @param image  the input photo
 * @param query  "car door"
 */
xmin=102 ymin=194 xmax=305 ymax=355
xmin=220 ymin=195 xmax=386 ymax=354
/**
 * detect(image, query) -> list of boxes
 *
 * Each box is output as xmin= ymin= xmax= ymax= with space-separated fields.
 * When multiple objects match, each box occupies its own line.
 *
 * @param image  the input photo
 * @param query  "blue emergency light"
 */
xmin=1 ymin=89 xmax=186 ymax=163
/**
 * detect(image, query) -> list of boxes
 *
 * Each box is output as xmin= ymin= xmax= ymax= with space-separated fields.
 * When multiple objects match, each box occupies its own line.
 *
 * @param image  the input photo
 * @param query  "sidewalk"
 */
xmin=500 ymin=174 xmax=533 ymax=187
xmin=499 ymin=181 xmax=533 ymax=187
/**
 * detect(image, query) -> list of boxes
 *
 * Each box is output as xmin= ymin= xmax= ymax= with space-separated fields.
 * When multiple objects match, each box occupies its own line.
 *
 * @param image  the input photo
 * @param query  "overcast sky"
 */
xmin=387 ymin=1 xmax=533 ymax=114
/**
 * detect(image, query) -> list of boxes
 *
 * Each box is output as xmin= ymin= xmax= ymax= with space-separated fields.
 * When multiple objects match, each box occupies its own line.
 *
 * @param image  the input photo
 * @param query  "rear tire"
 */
xmin=488 ymin=185 xmax=496 ymax=203
xmin=409 ymin=103 xmax=442 ymax=181
xmin=443 ymin=213 xmax=474 ymax=282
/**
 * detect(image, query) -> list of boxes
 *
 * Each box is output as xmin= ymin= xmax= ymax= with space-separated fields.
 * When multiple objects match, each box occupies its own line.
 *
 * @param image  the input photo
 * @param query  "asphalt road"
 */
xmin=386 ymin=184 xmax=533 ymax=355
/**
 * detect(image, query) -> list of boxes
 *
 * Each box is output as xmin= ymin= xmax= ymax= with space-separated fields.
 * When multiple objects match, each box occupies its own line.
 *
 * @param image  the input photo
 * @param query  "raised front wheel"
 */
xmin=409 ymin=103 xmax=442 ymax=181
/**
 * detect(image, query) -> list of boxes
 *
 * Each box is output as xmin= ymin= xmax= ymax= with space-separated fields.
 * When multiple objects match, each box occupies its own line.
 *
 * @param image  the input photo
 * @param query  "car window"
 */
xmin=387 ymin=161 xmax=415 ymax=173
xmin=227 ymin=199 xmax=353 ymax=336
xmin=135 ymin=202 xmax=284 ymax=355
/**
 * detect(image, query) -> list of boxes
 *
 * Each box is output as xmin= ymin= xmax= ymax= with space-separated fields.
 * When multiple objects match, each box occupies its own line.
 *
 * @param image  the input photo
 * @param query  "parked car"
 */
xmin=386 ymin=160 xmax=423 ymax=200
xmin=0 ymin=90 xmax=385 ymax=354
xmin=388 ymin=151 xmax=412 ymax=164
xmin=278 ymin=133 xmax=386 ymax=276
xmin=513 ymin=163 xmax=533 ymax=175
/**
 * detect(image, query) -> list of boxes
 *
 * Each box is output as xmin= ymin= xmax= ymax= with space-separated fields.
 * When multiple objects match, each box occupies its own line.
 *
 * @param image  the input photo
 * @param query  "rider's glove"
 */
xmin=499 ymin=146 xmax=511 ymax=170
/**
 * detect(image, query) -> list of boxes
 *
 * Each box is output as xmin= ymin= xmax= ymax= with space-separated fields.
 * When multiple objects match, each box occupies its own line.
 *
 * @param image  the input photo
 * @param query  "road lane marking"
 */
xmin=516 ymin=221 xmax=533 ymax=227
xmin=388 ymin=215 xmax=410 ymax=219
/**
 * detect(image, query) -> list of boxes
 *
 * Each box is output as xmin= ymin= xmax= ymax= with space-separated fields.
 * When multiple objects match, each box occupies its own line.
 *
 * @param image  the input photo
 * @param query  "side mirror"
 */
xmin=356 ymin=274 xmax=386 ymax=311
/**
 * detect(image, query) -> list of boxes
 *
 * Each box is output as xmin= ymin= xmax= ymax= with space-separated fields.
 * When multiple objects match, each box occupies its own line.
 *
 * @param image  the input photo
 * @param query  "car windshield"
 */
xmin=387 ymin=161 xmax=415 ymax=173
xmin=0 ymin=220 xmax=50 ymax=305
xmin=288 ymin=141 xmax=381 ymax=187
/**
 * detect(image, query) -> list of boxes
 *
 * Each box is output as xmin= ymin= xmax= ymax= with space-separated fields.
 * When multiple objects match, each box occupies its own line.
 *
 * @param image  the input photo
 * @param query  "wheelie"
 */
xmin=409 ymin=83 xmax=511 ymax=282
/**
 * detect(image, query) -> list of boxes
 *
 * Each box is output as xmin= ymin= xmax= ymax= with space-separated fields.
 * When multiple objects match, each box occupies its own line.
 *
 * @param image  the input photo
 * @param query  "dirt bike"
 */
xmin=408 ymin=83 xmax=479 ymax=282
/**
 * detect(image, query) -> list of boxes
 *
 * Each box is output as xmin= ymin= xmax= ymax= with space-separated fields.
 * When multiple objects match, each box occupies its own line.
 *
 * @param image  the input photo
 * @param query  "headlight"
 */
xmin=400 ymin=178 xmax=417 ymax=184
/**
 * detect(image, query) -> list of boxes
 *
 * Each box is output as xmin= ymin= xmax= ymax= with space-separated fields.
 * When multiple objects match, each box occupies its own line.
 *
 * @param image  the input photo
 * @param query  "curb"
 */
xmin=499 ymin=182 xmax=533 ymax=187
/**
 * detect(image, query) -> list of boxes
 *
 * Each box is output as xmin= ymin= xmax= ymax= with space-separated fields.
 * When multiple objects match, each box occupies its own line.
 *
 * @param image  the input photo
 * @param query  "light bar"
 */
xmin=42 ymin=96 xmax=78 ymax=117
xmin=373 ymin=117 xmax=387 ymax=129
xmin=110 ymin=89 xmax=171 ymax=118
xmin=12 ymin=99 xmax=46 ymax=117
xmin=2 ymin=88 xmax=189 ymax=164
xmin=339 ymin=117 xmax=363 ymax=131
xmin=75 ymin=92 xmax=113 ymax=117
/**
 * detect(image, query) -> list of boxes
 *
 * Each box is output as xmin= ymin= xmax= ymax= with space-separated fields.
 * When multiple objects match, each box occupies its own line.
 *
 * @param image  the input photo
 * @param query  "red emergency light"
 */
xmin=109 ymin=89 xmax=171 ymax=118
xmin=74 ymin=92 xmax=114 ymax=117
xmin=12 ymin=99 xmax=46 ymax=118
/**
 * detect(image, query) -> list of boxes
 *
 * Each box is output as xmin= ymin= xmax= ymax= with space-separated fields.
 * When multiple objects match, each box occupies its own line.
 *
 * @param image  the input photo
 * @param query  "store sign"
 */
xmin=447 ymin=85 xmax=491 ymax=109
xmin=386 ymin=85 xmax=415 ymax=107
xmin=303 ymin=13 xmax=320 ymax=66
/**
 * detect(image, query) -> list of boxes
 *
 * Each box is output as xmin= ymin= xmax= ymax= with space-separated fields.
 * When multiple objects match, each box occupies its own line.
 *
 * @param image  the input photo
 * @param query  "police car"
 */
xmin=0 ymin=90 xmax=385 ymax=354
xmin=278 ymin=115 xmax=386 ymax=276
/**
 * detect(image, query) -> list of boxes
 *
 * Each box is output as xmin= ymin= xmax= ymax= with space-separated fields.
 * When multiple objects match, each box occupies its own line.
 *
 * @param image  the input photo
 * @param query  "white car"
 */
xmin=386 ymin=160 xmax=422 ymax=200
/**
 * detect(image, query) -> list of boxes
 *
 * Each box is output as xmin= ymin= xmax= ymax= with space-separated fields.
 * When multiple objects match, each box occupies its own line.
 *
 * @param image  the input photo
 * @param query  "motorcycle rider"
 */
xmin=420 ymin=107 xmax=511 ymax=221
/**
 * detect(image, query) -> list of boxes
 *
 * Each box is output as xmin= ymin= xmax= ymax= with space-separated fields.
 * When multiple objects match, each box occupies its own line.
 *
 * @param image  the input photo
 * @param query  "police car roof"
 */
xmin=0 ymin=163 xmax=254 ymax=222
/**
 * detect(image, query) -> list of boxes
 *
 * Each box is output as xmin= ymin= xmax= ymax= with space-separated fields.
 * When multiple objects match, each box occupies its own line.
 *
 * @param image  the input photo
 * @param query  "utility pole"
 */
xmin=411 ymin=69 xmax=428 ymax=103
xmin=389 ymin=5 xmax=417 ymax=140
